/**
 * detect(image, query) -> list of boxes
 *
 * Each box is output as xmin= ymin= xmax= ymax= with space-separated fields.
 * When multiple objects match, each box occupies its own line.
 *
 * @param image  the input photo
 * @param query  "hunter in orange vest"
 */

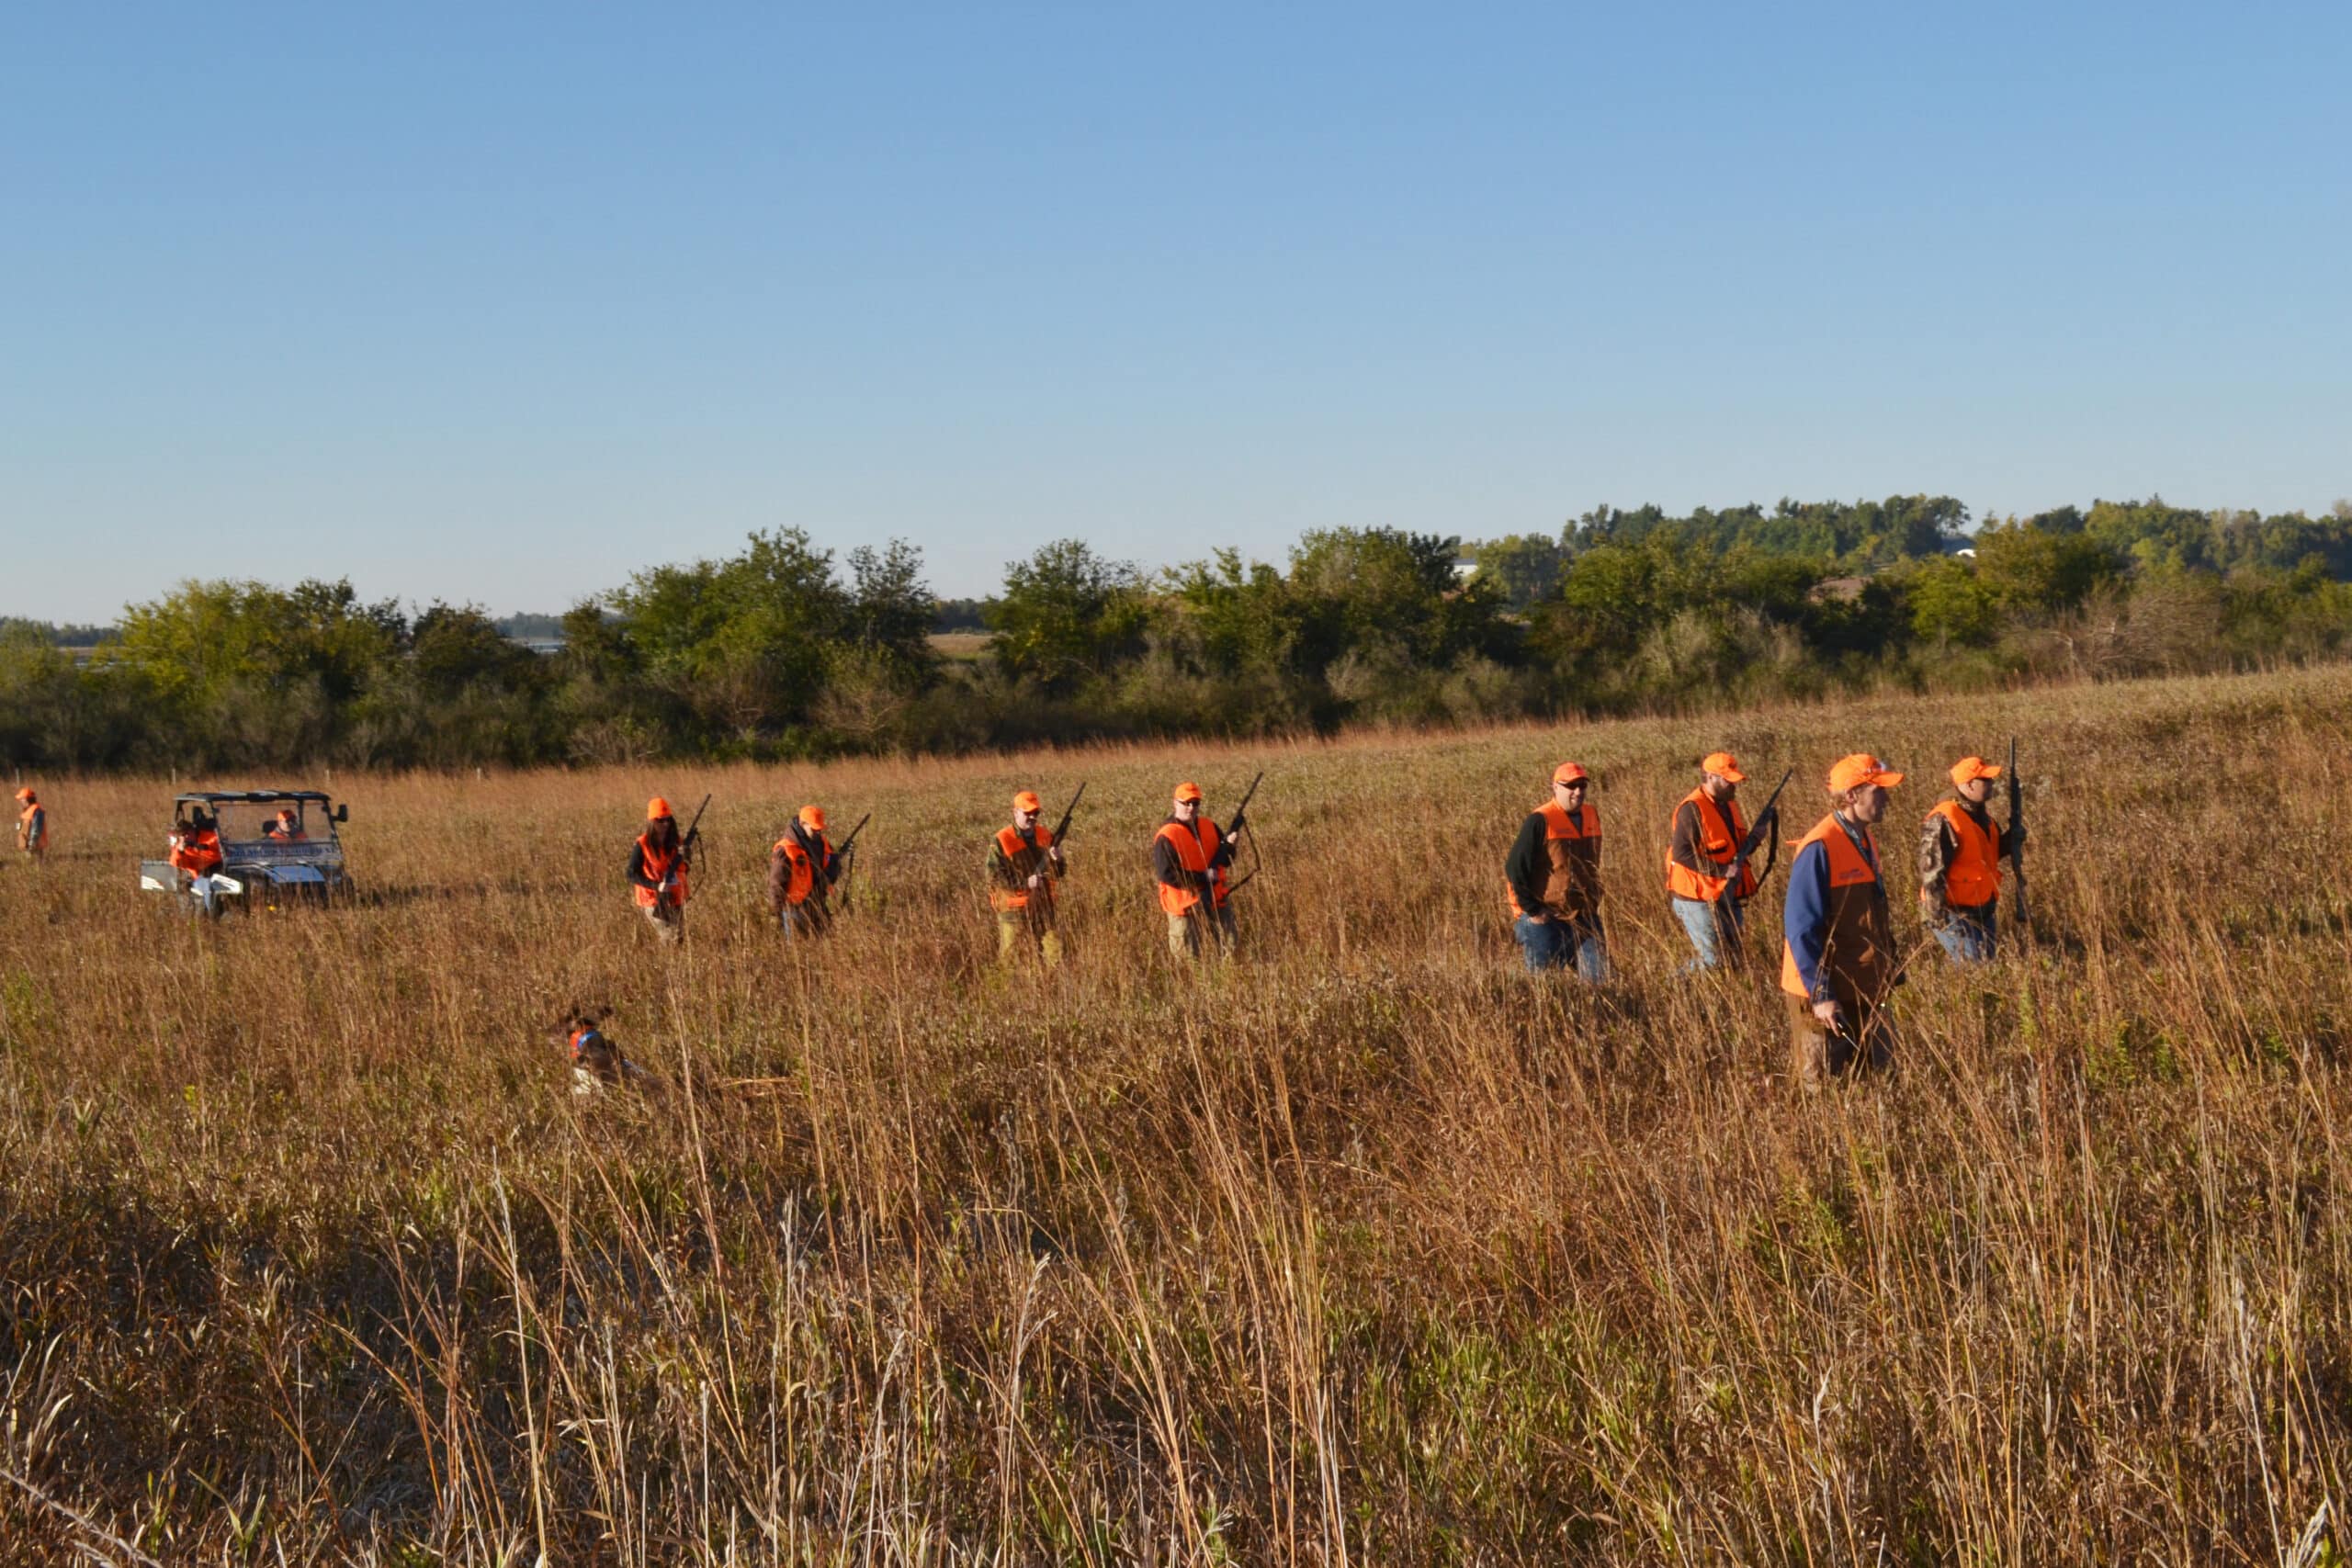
xmin=768 ymin=805 xmax=849 ymax=940
xmin=168 ymin=811 xmax=227 ymax=919
xmin=1664 ymin=751 xmax=1767 ymax=970
xmin=990 ymin=789 xmax=1067 ymax=966
xmin=1154 ymin=781 xmax=1236 ymax=960
xmin=1781 ymin=753 xmax=1905 ymax=1080
xmin=1504 ymin=762 xmax=1610 ymax=978
xmin=1918 ymin=755 xmax=2020 ymax=964
xmin=628 ymin=796 xmax=692 ymax=943
xmin=15 ymin=788 xmax=46 ymax=861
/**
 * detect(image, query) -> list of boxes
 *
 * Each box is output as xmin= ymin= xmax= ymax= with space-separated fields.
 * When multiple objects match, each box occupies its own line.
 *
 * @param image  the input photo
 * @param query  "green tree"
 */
xmin=612 ymin=528 xmax=846 ymax=739
xmin=1287 ymin=527 xmax=1511 ymax=671
xmin=1973 ymin=521 xmax=2121 ymax=613
xmin=1905 ymin=557 xmax=2001 ymax=645
xmin=410 ymin=604 xmax=542 ymax=701
xmin=988 ymin=540 xmax=1148 ymax=692
xmin=1468 ymin=534 xmax=1566 ymax=610
xmin=842 ymin=539 xmax=941 ymax=683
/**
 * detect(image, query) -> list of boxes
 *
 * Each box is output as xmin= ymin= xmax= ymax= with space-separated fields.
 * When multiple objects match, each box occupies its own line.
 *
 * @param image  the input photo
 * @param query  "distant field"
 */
xmin=928 ymin=628 xmax=993 ymax=660
xmin=2 ymin=666 xmax=2348 ymax=1560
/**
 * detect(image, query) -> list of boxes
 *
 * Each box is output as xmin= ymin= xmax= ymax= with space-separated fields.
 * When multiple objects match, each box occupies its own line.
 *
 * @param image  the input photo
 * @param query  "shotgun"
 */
xmin=830 ymin=811 xmax=874 ymax=912
xmin=1216 ymin=771 xmax=1267 ymax=897
xmin=1712 ymin=769 xmax=1792 ymax=908
xmin=2006 ymin=738 xmax=2030 ymax=932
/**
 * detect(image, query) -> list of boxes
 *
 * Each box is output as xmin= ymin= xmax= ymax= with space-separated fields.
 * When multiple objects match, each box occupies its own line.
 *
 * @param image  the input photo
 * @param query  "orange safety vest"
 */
xmin=1156 ymin=818 xmax=1227 ymax=916
xmin=1664 ymin=789 xmax=1755 ymax=902
xmin=171 ymin=829 xmax=223 ymax=876
xmin=635 ymin=833 xmax=689 ymax=908
xmin=993 ymin=824 xmax=1056 ymax=911
xmin=1926 ymin=799 xmax=2001 ymax=909
xmin=17 ymin=804 xmax=45 ymax=851
xmin=1781 ymin=814 xmax=1886 ymax=998
xmin=1505 ymin=800 xmax=1601 ymax=919
xmin=774 ymin=832 xmax=831 ymax=907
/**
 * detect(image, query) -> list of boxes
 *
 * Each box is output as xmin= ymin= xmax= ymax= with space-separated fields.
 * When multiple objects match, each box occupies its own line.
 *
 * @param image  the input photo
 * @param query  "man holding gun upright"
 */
xmin=1154 ymin=781 xmax=1237 ymax=962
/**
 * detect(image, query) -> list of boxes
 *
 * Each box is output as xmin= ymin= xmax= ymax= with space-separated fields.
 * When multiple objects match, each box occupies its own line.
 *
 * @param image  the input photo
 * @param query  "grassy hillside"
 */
xmin=1 ymin=667 xmax=2347 ymax=1562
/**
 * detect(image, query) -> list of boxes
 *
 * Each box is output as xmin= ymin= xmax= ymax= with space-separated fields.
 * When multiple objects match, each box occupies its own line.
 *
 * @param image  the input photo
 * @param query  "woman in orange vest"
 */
xmin=990 ymin=789 xmax=1066 ymax=966
xmin=628 ymin=796 xmax=692 ymax=942
xmin=1664 ymin=751 xmax=1766 ymax=970
xmin=14 ymin=788 xmax=46 ymax=861
xmin=1153 ymin=781 xmax=1235 ymax=960
xmin=1918 ymin=755 xmax=2021 ymax=964
xmin=768 ymin=805 xmax=847 ymax=940
xmin=1503 ymin=762 xmax=1609 ymax=978
xmin=1781 ymin=754 xmax=1904 ymax=1080
xmin=169 ymin=809 xmax=227 ymax=919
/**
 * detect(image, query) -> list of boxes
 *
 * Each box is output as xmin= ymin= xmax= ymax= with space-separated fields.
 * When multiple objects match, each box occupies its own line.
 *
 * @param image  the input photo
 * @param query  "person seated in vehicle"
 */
xmin=169 ymin=810 xmax=227 ymax=919
xmin=265 ymin=807 xmax=306 ymax=840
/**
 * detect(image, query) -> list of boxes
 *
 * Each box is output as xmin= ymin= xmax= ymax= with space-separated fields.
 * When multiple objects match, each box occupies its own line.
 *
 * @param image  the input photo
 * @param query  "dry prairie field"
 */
xmin=5 ymin=666 xmax=2351 ymax=1564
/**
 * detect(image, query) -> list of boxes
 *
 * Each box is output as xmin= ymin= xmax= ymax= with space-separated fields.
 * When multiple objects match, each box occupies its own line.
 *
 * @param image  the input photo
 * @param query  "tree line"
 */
xmin=7 ymin=493 xmax=2352 ymax=773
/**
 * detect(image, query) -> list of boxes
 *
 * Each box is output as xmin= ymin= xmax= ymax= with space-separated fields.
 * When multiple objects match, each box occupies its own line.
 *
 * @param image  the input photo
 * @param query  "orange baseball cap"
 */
xmin=1552 ymin=761 xmax=1590 ymax=785
xmin=1826 ymin=754 xmax=1905 ymax=792
xmin=1950 ymin=756 xmax=2003 ymax=788
xmin=1012 ymin=790 xmax=1043 ymax=813
xmin=1701 ymin=751 xmax=1746 ymax=783
xmin=646 ymin=796 xmax=673 ymax=820
xmin=14 ymin=788 xmax=34 ymax=803
xmin=797 ymin=804 xmax=826 ymax=831
xmin=1173 ymin=781 xmax=1204 ymax=803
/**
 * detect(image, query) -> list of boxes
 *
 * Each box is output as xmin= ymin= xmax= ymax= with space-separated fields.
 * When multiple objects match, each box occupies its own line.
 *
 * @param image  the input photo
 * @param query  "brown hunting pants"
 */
xmin=1786 ymin=989 xmax=1894 ymax=1083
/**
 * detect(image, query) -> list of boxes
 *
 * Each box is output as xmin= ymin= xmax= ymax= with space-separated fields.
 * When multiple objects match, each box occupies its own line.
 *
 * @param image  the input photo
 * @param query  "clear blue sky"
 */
xmin=6 ymin=3 xmax=2347 ymax=623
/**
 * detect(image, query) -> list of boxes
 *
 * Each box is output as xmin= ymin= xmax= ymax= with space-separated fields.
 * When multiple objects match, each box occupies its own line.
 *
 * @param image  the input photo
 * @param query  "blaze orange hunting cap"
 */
xmin=1826 ymin=754 xmax=1904 ymax=793
xmin=1172 ymin=781 xmax=1204 ymax=803
xmin=1012 ymin=790 xmax=1043 ymax=813
xmin=1701 ymin=751 xmax=1747 ymax=783
xmin=1950 ymin=756 xmax=2003 ymax=787
xmin=14 ymin=788 xmax=33 ymax=803
xmin=1552 ymin=761 xmax=1590 ymax=785
xmin=646 ymin=795 xmax=673 ymax=820
xmin=797 ymin=804 xmax=827 ymax=831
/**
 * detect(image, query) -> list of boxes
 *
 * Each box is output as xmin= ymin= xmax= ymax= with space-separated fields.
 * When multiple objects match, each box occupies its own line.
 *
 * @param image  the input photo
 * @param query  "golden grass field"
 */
xmin=3 ymin=665 xmax=2349 ymax=1563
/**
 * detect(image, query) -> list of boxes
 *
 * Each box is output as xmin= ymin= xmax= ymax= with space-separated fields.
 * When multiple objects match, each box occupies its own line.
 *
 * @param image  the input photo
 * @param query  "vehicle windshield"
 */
xmin=206 ymin=801 xmax=323 ymax=844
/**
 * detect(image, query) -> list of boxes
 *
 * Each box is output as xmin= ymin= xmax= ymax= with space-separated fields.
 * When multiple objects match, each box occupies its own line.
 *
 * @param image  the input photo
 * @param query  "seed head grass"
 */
xmin=0 ymin=667 xmax=2347 ymax=1562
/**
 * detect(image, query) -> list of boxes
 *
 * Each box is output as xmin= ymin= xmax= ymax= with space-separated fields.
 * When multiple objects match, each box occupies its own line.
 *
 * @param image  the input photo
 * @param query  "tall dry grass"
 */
xmin=1 ymin=666 xmax=2348 ymax=1562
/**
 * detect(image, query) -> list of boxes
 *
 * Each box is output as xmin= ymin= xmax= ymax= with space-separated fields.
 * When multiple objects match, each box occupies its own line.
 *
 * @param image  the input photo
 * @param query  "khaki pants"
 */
xmin=998 ymin=911 xmax=1065 ymax=968
xmin=1786 ymin=988 xmax=1893 ymax=1083
xmin=1168 ymin=905 xmax=1236 ymax=962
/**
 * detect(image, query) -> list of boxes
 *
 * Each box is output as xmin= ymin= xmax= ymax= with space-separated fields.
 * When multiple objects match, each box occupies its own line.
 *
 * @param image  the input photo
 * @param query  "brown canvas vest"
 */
xmin=1780 ymin=814 xmax=1896 ymax=1003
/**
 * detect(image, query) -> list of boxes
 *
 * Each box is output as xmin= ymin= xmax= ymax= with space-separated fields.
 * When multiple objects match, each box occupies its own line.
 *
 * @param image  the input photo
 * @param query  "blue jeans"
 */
xmin=182 ymin=874 xmax=223 ymax=919
xmin=1670 ymin=894 xmax=1743 ymax=970
xmin=1934 ymin=903 xmax=1997 ymax=964
xmin=778 ymin=902 xmax=832 ymax=941
xmin=1514 ymin=917 xmax=1608 ymax=979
